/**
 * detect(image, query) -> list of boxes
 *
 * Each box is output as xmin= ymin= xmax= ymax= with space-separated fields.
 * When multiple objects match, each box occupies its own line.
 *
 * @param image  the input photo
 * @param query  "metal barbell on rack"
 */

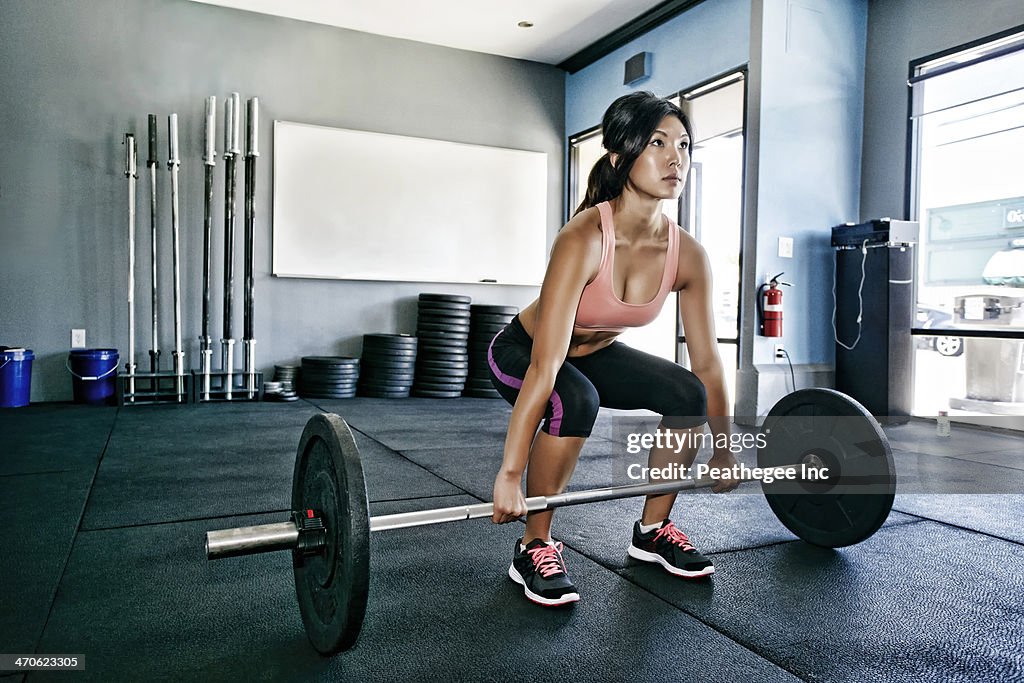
xmin=204 ymin=388 xmax=896 ymax=655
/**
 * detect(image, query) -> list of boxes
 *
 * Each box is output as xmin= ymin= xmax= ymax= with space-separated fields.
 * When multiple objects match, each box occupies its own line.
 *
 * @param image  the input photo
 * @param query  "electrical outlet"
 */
xmin=71 ymin=329 xmax=86 ymax=349
xmin=778 ymin=236 xmax=793 ymax=258
xmin=774 ymin=343 xmax=786 ymax=361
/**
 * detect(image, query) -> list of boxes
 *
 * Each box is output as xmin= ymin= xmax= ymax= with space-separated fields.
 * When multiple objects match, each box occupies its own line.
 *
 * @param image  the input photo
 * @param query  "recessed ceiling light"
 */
xmin=517 ymin=21 xmax=534 ymax=28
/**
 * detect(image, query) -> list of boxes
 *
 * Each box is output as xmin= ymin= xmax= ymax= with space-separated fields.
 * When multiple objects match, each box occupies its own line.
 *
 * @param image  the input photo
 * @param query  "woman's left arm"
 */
xmin=676 ymin=232 xmax=740 ymax=490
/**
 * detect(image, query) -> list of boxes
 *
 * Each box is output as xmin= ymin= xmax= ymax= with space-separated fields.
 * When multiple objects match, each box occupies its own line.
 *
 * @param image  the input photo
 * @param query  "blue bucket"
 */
xmin=0 ymin=348 xmax=34 ymax=408
xmin=67 ymin=349 xmax=119 ymax=405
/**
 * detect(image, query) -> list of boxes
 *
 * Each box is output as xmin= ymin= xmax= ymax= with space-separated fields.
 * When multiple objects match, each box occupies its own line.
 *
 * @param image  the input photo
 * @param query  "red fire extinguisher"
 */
xmin=757 ymin=272 xmax=791 ymax=337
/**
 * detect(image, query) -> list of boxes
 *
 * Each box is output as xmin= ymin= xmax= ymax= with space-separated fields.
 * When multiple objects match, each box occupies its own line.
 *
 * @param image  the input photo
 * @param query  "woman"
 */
xmin=486 ymin=91 xmax=739 ymax=607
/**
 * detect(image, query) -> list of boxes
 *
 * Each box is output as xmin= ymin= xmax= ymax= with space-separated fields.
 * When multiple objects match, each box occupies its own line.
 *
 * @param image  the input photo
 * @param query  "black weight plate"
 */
xmin=359 ymin=369 xmax=416 ymax=381
xmin=471 ymin=305 xmax=519 ymax=315
xmin=757 ymin=388 xmax=895 ymax=549
xmin=360 ymin=361 xmax=417 ymax=373
xmin=361 ymin=348 xmax=417 ymax=360
xmin=292 ymin=414 xmax=370 ymax=655
xmin=417 ymin=313 xmax=473 ymax=327
xmin=462 ymin=388 xmax=503 ymax=399
xmin=418 ymin=306 xmax=471 ymax=318
xmin=360 ymin=362 xmax=415 ymax=374
xmin=471 ymin=313 xmax=516 ymax=325
xmin=465 ymin=378 xmax=497 ymax=390
xmin=411 ymin=389 xmax=463 ymax=398
xmin=415 ymin=325 xmax=471 ymax=335
xmin=301 ymin=378 xmax=362 ymax=389
xmin=414 ymin=381 xmax=466 ymax=392
xmin=301 ymin=393 xmax=358 ymax=400
xmin=302 ymin=367 xmax=360 ymax=377
xmin=419 ymin=346 xmax=468 ymax=357
xmin=418 ymin=340 xmax=468 ymax=351
xmin=416 ymin=329 xmax=470 ymax=341
xmin=301 ymin=379 xmax=359 ymax=389
xmin=359 ymin=378 xmax=415 ymax=389
xmin=417 ymin=359 xmax=470 ymax=370
xmin=416 ymin=368 xmax=469 ymax=380
xmin=302 ymin=356 xmax=361 ymax=367
xmin=418 ymin=352 xmax=470 ymax=363
xmin=363 ymin=333 xmax=417 ymax=345
xmin=301 ymin=380 xmax=357 ymax=390
xmin=359 ymin=388 xmax=411 ymax=398
xmin=301 ymin=385 xmax=359 ymax=394
xmin=419 ymin=293 xmax=471 ymax=304
xmin=302 ymin=378 xmax=359 ymax=388
xmin=418 ymin=306 xmax=472 ymax=318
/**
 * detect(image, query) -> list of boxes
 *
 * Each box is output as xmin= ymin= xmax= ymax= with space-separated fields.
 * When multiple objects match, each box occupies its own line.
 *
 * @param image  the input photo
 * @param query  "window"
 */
xmin=908 ymin=28 xmax=1024 ymax=419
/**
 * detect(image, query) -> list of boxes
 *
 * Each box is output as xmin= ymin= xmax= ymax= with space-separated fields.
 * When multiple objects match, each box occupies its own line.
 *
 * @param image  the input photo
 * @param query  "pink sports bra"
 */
xmin=575 ymin=201 xmax=680 ymax=333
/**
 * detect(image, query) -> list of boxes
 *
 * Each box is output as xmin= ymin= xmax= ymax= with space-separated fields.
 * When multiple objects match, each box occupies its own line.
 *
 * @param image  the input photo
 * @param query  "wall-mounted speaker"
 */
xmin=624 ymin=52 xmax=651 ymax=86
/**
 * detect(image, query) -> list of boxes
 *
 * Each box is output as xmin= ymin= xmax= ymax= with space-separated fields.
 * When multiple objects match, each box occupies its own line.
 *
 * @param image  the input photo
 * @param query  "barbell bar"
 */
xmin=203 ymin=388 xmax=896 ymax=656
xmin=207 ymin=463 xmax=814 ymax=559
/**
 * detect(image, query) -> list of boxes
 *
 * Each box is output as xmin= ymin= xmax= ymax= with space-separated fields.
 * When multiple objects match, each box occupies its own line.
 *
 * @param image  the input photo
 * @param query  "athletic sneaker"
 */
xmin=627 ymin=520 xmax=715 ymax=579
xmin=508 ymin=538 xmax=580 ymax=606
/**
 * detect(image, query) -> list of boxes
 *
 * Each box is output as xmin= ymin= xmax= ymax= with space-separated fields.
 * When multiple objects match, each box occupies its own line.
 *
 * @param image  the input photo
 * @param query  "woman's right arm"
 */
xmin=491 ymin=211 xmax=600 ymax=523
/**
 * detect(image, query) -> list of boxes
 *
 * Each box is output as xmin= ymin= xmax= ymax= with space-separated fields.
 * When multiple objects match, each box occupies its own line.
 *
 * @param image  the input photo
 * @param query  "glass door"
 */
xmin=679 ymin=73 xmax=746 ymax=414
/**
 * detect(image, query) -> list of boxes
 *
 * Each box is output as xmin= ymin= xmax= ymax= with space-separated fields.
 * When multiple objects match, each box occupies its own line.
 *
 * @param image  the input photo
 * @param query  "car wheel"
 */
xmin=934 ymin=336 xmax=963 ymax=357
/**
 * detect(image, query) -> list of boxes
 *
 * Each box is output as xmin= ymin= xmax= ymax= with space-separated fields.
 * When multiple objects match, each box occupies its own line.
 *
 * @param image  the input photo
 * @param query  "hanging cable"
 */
xmin=833 ymin=239 xmax=868 ymax=351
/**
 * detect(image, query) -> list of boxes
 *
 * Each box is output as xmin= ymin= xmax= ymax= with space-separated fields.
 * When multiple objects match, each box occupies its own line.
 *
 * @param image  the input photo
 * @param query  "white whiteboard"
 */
xmin=272 ymin=121 xmax=548 ymax=285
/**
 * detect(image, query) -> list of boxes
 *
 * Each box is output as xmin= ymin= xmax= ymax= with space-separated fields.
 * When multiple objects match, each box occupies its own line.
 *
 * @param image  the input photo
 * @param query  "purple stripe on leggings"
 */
xmin=487 ymin=335 xmax=565 ymax=437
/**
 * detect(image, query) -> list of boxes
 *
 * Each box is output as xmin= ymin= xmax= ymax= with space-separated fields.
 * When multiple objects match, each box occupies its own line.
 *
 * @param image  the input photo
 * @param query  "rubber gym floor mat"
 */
xmin=0 ymin=404 xmax=117 ymax=476
xmin=537 ymin=495 xmax=918 ymax=570
xmin=928 ymin=447 xmax=1024 ymax=471
xmin=0 ymin=471 xmax=93 ymax=657
xmin=398 ymin=437 xmax=622 ymax=500
xmin=882 ymin=420 xmax=1023 ymax=459
xmin=35 ymin=496 xmax=804 ymax=682
xmin=80 ymin=405 xmax=461 ymax=530
xmin=893 ymin=493 xmax=1024 ymax=544
xmin=619 ymin=521 xmax=1024 ymax=683
xmin=890 ymin=449 xmax=1024 ymax=494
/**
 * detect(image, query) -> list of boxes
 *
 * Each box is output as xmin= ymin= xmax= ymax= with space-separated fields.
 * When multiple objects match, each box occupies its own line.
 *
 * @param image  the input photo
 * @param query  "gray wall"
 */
xmin=0 ymin=0 xmax=564 ymax=402
xmin=860 ymin=0 xmax=1024 ymax=220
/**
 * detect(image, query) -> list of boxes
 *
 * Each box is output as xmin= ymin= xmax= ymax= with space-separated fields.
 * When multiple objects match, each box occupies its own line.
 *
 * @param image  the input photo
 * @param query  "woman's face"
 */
xmin=620 ymin=114 xmax=691 ymax=201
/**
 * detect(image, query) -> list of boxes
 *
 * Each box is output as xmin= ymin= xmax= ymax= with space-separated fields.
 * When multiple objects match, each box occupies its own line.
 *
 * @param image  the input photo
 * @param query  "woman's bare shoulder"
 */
xmin=673 ymin=225 xmax=711 ymax=290
xmin=556 ymin=206 xmax=603 ymax=253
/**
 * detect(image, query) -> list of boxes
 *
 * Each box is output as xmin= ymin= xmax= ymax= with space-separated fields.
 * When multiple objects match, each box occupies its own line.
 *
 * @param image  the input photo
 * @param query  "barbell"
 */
xmin=204 ymin=388 xmax=896 ymax=655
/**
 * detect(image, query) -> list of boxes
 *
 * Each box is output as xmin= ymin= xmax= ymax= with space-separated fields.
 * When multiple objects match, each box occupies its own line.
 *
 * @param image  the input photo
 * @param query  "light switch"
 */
xmin=778 ymin=236 xmax=793 ymax=258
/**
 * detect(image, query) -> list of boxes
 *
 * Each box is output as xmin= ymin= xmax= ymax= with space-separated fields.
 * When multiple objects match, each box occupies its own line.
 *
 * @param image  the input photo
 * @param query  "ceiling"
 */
xmin=188 ymin=0 xmax=667 ymax=65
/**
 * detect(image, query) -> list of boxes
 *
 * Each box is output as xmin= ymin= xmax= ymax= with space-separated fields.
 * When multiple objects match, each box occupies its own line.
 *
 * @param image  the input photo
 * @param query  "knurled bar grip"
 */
xmin=205 ymin=467 xmax=797 ymax=560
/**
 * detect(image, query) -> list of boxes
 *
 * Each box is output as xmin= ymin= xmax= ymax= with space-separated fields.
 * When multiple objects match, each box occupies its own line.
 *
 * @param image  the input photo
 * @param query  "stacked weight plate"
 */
xmin=465 ymin=305 xmax=518 ymax=398
xmin=359 ymin=334 xmax=417 ymax=398
xmin=413 ymin=293 xmax=471 ymax=398
xmin=264 ymin=365 xmax=299 ymax=402
xmin=299 ymin=357 xmax=360 ymax=399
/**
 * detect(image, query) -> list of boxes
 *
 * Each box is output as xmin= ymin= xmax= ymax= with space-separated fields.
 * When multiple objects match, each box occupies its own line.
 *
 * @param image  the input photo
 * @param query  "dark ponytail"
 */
xmin=576 ymin=153 xmax=628 ymax=216
xmin=572 ymin=91 xmax=693 ymax=217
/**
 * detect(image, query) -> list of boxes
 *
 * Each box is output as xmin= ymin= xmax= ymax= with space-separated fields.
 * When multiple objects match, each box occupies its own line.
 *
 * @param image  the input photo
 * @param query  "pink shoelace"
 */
xmin=654 ymin=522 xmax=696 ymax=552
xmin=528 ymin=542 xmax=565 ymax=578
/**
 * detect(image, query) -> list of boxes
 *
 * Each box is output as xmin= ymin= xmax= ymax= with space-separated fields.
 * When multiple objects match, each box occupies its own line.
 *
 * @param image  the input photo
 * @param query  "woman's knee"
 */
xmin=660 ymin=369 xmax=707 ymax=429
xmin=543 ymin=383 xmax=600 ymax=438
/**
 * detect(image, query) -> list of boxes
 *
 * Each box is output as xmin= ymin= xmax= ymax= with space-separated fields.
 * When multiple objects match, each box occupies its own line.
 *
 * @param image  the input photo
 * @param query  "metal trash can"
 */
xmin=951 ymin=294 xmax=1024 ymax=406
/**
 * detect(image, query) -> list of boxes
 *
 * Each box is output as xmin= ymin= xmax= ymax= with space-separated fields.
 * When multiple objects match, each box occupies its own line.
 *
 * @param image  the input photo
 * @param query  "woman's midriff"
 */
xmin=516 ymin=301 xmax=619 ymax=358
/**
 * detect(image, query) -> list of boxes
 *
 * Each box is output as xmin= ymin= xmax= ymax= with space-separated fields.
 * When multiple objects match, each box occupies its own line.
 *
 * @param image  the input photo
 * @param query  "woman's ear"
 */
xmin=609 ymin=152 xmax=619 ymax=169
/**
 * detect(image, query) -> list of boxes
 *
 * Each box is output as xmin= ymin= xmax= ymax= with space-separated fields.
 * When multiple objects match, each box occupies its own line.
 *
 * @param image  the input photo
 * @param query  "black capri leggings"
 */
xmin=487 ymin=316 xmax=707 ymax=438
